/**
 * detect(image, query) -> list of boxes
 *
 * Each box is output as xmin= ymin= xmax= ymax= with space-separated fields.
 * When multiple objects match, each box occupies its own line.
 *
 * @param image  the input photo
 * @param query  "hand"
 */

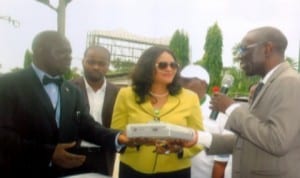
xmin=153 ymin=139 xmax=183 ymax=154
xmin=168 ymin=130 xmax=198 ymax=148
xmin=210 ymin=92 xmax=235 ymax=113
xmin=117 ymin=131 xmax=130 ymax=145
xmin=180 ymin=130 xmax=198 ymax=148
xmin=52 ymin=142 xmax=86 ymax=169
xmin=129 ymin=137 xmax=156 ymax=147
xmin=118 ymin=132 xmax=156 ymax=147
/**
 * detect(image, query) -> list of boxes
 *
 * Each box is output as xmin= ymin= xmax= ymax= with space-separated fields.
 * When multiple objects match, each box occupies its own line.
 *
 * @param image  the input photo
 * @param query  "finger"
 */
xmin=62 ymin=156 xmax=86 ymax=168
xmin=60 ymin=141 xmax=77 ymax=149
xmin=68 ymin=153 xmax=86 ymax=160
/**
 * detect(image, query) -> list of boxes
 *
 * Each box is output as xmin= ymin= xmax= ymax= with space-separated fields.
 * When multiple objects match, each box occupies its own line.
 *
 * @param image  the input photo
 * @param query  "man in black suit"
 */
xmin=0 ymin=30 xmax=129 ymax=178
xmin=71 ymin=46 xmax=120 ymax=175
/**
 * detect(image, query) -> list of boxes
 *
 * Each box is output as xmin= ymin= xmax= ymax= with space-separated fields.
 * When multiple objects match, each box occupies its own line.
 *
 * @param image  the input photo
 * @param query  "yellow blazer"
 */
xmin=111 ymin=86 xmax=204 ymax=174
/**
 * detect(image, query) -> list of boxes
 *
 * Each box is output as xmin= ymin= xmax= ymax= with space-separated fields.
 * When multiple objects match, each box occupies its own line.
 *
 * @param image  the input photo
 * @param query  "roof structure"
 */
xmin=87 ymin=28 xmax=170 ymax=46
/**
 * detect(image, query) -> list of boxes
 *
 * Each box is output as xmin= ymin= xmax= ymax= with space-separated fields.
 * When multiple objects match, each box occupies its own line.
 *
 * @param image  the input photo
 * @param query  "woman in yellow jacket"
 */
xmin=111 ymin=46 xmax=203 ymax=178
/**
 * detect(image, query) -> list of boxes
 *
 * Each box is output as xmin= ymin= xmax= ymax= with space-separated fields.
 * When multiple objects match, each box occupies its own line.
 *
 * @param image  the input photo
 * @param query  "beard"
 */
xmin=84 ymin=71 xmax=104 ymax=82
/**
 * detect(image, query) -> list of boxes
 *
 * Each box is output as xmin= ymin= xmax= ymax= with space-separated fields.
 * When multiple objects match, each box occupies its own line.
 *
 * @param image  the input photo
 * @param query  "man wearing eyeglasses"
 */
xmin=186 ymin=26 xmax=300 ymax=178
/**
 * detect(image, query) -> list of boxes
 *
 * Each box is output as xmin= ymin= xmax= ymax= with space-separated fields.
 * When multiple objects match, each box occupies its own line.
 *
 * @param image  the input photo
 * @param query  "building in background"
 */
xmin=86 ymin=29 xmax=170 ymax=63
xmin=87 ymin=29 xmax=170 ymax=87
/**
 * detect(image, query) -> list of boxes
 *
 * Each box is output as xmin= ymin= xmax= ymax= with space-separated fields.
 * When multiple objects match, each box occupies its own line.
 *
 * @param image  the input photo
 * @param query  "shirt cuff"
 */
xmin=214 ymin=154 xmax=230 ymax=162
xmin=197 ymin=131 xmax=213 ymax=148
xmin=225 ymin=103 xmax=240 ymax=116
xmin=115 ymin=132 xmax=125 ymax=152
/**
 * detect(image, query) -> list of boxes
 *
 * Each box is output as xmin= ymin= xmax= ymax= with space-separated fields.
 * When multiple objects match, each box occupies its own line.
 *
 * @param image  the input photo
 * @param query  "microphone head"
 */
xmin=221 ymin=74 xmax=234 ymax=88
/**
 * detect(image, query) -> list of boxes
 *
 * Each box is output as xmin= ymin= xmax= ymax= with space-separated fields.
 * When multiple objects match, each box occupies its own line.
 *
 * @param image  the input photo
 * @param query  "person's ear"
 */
xmin=264 ymin=41 xmax=273 ymax=58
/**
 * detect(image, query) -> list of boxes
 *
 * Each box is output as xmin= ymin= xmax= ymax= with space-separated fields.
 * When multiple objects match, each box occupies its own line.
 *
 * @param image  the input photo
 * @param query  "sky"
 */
xmin=1 ymin=0 xmax=300 ymax=73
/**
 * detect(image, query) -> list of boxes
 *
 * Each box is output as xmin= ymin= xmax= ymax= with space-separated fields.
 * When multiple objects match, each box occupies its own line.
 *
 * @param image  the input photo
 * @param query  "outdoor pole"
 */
xmin=298 ymin=40 xmax=300 ymax=72
xmin=0 ymin=16 xmax=20 ymax=27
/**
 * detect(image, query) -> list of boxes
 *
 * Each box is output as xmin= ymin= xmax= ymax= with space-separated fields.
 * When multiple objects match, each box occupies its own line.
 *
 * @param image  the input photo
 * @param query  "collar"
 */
xmin=31 ymin=63 xmax=61 ymax=84
xmin=261 ymin=63 xmax=282 ymax=84
xmin=83 ymin=76 xmax=107 ymax=93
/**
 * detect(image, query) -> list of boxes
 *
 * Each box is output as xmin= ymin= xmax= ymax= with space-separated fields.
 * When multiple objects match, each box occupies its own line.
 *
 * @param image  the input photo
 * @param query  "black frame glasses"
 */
xmin=155 ymin=61 xmax=179 ymax=70
xmin=236 ymin=41 xmax=266 ymax=58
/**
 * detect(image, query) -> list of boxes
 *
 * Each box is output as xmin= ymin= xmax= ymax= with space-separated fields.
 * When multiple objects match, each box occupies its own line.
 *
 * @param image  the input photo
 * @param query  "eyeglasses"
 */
xmin=236 ymin=42 xmax=265 ymax=58
xmin=155 ymin=61 xmax=179 ymax=70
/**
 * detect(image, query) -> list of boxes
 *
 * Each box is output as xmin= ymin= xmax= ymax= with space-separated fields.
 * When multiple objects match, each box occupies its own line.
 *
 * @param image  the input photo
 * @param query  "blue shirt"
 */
xmin=32 ymin=64 xmax=61 ymax=127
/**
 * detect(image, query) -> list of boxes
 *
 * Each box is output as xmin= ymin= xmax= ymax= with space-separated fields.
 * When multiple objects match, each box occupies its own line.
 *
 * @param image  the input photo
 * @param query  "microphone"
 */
xmin=209 ymin=74 xmax=234 ymax=120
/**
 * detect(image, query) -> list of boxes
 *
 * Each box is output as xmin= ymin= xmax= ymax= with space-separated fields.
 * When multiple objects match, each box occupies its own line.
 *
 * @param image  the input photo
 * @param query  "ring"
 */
xmin=164 ymin=150 xmax=170 ymax=154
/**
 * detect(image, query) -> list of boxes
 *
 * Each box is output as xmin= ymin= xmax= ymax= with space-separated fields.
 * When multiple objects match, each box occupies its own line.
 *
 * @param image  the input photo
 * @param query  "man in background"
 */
xmin=180 ymin=64 xmax=228 ymax=178
xmin=71 ymin=46 xmax=119 ymax=176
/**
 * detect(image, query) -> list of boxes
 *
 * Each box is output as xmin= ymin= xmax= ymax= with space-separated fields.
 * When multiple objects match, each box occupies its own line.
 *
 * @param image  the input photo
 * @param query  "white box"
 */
xmin=126 ymin=122 xmax=195 ymax=141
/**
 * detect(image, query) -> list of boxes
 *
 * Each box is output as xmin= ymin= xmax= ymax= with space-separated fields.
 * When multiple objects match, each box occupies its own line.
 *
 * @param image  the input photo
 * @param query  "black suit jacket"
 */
xmin=71 ymin=77 xmax=119 ymax=175
xmin=0 ymin=67 xmax=119 ymax=178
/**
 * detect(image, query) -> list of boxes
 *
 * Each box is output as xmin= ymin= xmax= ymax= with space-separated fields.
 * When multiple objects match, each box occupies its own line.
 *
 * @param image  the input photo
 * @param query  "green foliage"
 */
xmin=10 ymin=67 xmax=22 ymax=73
xmin=63 ymin=67 xmax=81 ymax=80
xmin=286 ymin=56 xmax=297 ymax=70
xmin=169 ymin=29 xmax=190 ymax=68
xmin=224 ymin=67 xmax=259 ymax=97
xmin=232 ymin=43 xmax=240 ymax=63
xmin=110 ymin=58 xmax=136 ymax=74
xmin=24 ymin=49 xmax=33 ymax=68
xmin=201 ymin=23 xmax=223 ymax=92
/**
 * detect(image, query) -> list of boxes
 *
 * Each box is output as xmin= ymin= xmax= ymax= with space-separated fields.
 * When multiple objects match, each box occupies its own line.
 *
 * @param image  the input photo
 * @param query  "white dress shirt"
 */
xmin=84 ymin=77 xmax=106 ymax=125
xmin=81 ymin=77 xmax=106 ymax=147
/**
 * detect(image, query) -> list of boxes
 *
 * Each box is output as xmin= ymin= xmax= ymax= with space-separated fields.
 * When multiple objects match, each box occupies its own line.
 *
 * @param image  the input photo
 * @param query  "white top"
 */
xmin=81 ymin=77 xmax=106 ymax=147
xmin=191 ymin=94 xmax=228 ymax=178
xmin=84 ymin=77 xmax=107 ymax=124
xmin=59 ymin=172 xmax=111 ymax=178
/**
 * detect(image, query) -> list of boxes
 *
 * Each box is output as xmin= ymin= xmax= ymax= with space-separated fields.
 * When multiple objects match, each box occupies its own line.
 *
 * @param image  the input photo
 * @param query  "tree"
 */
xmin=286 ymin=56 xmax=297 ymax=70
xmin=169 ymin=29 xmax=190 ymax=67
xmin=24 ymin=49 xmax=33 ymax=68
xmin=63 ymin=67 xmax=81 ymax=80
xmin=10 ymin=67 xmax=22 ymax=73
xmin=224 ymin=67 xmax=259 ymax=98
xmin=199 ymin=23 xmax=223 ymax=92
xmin=35 ymin=0 xmax=72 ymax=35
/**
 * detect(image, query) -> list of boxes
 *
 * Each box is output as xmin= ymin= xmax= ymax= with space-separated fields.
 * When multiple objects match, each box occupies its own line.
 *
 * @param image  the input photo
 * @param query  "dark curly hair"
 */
xmin=131 ymin=46 xmax=182 ymax=104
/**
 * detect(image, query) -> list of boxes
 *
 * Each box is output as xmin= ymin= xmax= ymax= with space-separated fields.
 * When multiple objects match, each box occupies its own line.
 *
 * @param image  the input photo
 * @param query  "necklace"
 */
xmin=153 ymin=108 xmax=160 ymax=121
xmin=149 ymin=91 xmax=169 ymax=98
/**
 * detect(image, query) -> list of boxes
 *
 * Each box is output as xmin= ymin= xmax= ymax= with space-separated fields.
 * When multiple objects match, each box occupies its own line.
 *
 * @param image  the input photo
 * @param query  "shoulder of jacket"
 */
xmin=180 ymin=88 xmax=197 ymax=97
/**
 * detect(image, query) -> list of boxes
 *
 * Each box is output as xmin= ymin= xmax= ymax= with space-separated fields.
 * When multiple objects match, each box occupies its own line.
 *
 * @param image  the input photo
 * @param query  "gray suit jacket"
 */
xmin=208 ymin=62 xmax=300 ymax=178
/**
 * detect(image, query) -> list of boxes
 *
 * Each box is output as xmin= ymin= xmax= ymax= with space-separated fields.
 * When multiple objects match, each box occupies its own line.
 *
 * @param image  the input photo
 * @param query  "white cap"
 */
xmin=180 ymin=64 xmax=210 ymax=84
